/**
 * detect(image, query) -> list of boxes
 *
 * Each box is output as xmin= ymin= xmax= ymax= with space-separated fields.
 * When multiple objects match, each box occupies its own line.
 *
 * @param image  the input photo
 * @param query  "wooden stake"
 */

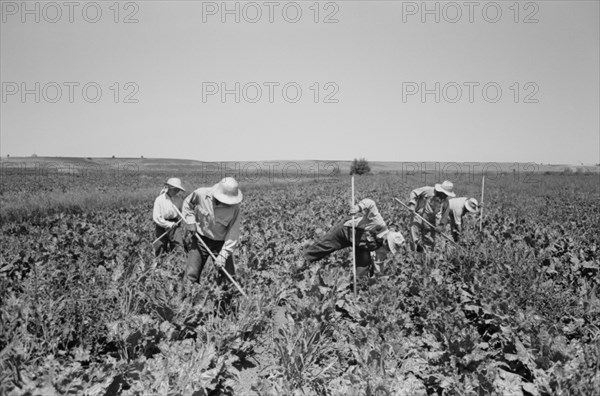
xmin=351 ymin=176 xmax=357 ymax=297
xmin=480 ymin=175 xmax=485 ymax=232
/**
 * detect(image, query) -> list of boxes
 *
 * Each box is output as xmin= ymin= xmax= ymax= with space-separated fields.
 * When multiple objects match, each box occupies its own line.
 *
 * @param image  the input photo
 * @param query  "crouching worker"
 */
xmin=440 ymin=197 xmax=479 ymax=242
xmin=182 ymin=177 xmax=242 ymax=285
xmin=152 ymin=178 xmax=186 ymax=257
xmin=303 ymin=198 xmax=405 ymax=279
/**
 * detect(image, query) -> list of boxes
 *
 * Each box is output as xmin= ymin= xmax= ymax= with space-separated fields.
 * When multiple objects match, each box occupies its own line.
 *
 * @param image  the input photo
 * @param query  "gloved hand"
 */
xmin=408 ymin=204 xmax=416 ymax=214
xmin=435 ymin=225 xmax=445 ymax=234
xmin=185 ymin=222 xmax=196 ymax=232
xmin=348 ymin=204 xmax=361 ymax=216
xmin=214 ymin=253 xmax=227 ymax=269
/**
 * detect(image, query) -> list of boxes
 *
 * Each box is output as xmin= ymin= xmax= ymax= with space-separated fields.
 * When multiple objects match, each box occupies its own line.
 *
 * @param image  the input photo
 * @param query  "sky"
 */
xmin=1 ymin=0 xmax=599 ymax=164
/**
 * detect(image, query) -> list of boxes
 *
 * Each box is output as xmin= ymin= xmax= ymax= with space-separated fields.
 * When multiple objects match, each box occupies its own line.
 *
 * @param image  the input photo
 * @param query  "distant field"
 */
xmin=1 ymin=156 xmax=598 ymax=223
xmin=2 ymin=156 xmax=598 ymax=174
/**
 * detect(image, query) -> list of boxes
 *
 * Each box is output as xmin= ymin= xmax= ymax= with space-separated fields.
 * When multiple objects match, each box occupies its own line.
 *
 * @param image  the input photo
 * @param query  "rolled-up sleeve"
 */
xmin=409 ymin=187 xmax=427 ymax=206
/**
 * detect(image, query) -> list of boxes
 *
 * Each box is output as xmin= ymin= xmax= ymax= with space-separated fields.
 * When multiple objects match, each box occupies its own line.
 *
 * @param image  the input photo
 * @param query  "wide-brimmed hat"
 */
xmin=434 ymin=180 xmax=456 ymax=197
xmin=212 ymin=177 xmax=243 ymax=205
xmin=465 ymin=198 xmax=479 ymax=213
xmin=386 ymin=231 xmax=405 ymax=255
xmin=165 ymin=177 xmax=185 ymax=191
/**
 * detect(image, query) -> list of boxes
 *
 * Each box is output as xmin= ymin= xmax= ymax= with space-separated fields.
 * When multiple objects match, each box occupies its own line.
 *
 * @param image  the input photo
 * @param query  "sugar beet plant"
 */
xmin=1 ymin=172 xmax=599 ymax=395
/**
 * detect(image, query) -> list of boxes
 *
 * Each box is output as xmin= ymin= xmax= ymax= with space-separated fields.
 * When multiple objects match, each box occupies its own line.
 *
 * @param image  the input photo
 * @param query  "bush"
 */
xmin=350 ymin=158 xmax=371 ymax=175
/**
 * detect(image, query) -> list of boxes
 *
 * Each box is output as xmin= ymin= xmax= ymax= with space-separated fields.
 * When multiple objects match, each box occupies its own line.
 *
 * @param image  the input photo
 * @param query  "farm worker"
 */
xmin=303 ymin=198 xmax=406 ymax=278
xmin=153 ymin=178 xmax=186 ymax=256
xmin=407 ymin=180 xmax=455 ymax=252
xmin=440 ymin=197 xmax=479 ymax=242
xmin=182 ymin=177 xmax=242 ymax=284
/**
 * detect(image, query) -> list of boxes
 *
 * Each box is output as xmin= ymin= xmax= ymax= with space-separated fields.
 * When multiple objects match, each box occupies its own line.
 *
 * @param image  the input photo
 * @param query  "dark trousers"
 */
xmin=154 ymin=223 xmax=184 ymax=257
xmin=410 ymin=216 xmax=436 ymax=253
xmin=304 ymin=222 xmax=373 ymax=278
xmin=185 ymin=235 xmax=235 ymax=284
xmin=449 ymin=213 xmax=461 ymax=242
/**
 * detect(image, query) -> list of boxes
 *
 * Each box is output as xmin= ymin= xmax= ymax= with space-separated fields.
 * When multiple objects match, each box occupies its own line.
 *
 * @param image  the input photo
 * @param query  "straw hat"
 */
xmin=386 ymin=231 xmax=405 ymax=255
xmin=434 ymin=180 xmax=456 ymax=197
xmin=212 ymin=177 xmax=243 ymax=205
xmin=465 ymin=198 xmax=479 ymax=213
xmin=165 ymin=177 xmax=185 ymax=191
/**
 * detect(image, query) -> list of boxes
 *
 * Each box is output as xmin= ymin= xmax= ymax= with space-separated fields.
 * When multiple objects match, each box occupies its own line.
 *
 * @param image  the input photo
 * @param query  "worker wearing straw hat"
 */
xmin=303 ymin=198 xmax=406 ymax=279
xmin=153 ymin=178 xmax=186 ymax=256
xmin=407 ymin=180 xmax=456 ymax=252
xmin=182 ymin=177 xmax=242 ymax=284
xmin=440 ymin=197 xmax=480 ymax=242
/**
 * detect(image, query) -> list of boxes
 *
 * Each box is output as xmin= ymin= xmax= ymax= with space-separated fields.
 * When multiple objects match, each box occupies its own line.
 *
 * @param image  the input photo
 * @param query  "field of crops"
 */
xmin=1 ymin=171 xmax=598 ymax=395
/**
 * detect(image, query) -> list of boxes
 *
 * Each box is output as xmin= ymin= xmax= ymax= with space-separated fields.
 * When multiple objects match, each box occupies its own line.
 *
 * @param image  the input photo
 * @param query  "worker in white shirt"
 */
xmin=440 ymin=197 xmax=479 ymax=242
xmin=152 ymin=178 xmax=186 ymax=256
xmin=182 ymin=177 xmax=242 ymax=284
xmin=407 ymin=180 xmax=455 ymax=252
xmin=303 ymin=198 xmax=405 ymax=279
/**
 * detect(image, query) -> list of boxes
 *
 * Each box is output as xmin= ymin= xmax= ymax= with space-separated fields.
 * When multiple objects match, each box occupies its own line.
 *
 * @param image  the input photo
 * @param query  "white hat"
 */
xmin=465 ymin=198 xmax=479 ymax=213
xmin=165 ymin=177 xmax=185 ymax=191
xmin=212 ymin=177 xmax=243 ymax=205
xmin=386 ymin=231 xmax=405 ymax=255
xmin=434 ymin=180 xmax=456 ymax=197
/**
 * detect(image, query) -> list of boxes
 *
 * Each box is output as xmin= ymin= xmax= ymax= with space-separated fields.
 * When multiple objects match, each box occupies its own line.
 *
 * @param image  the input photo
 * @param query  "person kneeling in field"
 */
xmin=182 ymin=177 xmax=242 ymax=285
xmin=152 ymin=178 xmax=186 ymax=257
xmin=440 ymin=197 xmax=480 ymax=242
xmin=303 ymin=198 xmax=405 ymax=278
xmin=407 ymin=180 xmax=455 ymax=252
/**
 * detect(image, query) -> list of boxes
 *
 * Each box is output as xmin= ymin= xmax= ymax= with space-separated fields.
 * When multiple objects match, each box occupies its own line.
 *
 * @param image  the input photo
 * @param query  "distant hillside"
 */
xmin=2 ymin=156 xmax=598 ymax=176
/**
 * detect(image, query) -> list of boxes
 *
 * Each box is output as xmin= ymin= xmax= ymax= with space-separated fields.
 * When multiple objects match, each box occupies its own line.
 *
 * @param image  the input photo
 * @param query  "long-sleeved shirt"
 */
xmin=408 ymin=186 xmax=448 ymax=225
xmin=441 ymin=197 xmax=469 ymax=230
xmin=153 ymin=192 xmax=184 ymax=228
xmin=344 ymin=198 xmax=388 ymax=237
xmin=182 ymin=187 xmax=241 ymax=259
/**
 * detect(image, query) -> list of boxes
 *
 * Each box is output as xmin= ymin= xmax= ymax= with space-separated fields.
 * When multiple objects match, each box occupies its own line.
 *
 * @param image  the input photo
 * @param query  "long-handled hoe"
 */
xmin=151 ymin=218 xmax=183 ymax=248
xmin=172 ymin=206 xmax=248 ymax=299
xmin=393 ymin=198 xmax=463 ymax=250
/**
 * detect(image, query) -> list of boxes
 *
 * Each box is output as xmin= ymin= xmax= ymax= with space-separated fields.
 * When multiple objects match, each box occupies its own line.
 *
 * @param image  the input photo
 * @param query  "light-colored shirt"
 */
xmin=344 ymin=198 xmax=388 ymax=237
xmin=182 ymin=187 xmax=241 ymax=259
xmin=153 ymin=192 xmax=183 ymax=228
xmin=442 ymin=197 xmax=469 ymax=229
xmin=408 ymin=186 xmax=448 ymax=225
